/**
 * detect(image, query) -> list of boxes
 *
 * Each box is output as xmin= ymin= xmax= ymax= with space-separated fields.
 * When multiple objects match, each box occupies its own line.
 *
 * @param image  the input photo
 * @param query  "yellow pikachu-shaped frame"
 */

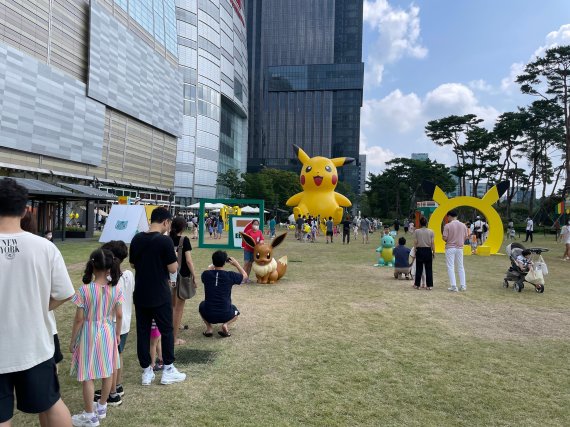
xmin=286 ymin=145 xmax=354 ymax=226
xmin=423 ymin=181 xmax=509 ymax=254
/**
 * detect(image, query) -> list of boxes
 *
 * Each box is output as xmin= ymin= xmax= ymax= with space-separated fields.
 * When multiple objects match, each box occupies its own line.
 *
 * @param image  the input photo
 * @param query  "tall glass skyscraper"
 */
xmin=174 ymin=0 xmax=249 ymax=204
xmin=246 ymin=0 xmax=364 ymax=193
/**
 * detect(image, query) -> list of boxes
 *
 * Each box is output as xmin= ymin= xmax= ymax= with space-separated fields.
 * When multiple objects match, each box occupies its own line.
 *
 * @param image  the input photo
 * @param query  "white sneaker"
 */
xmin=161 ymin=365 xmax=186 ymax=385
xmin=459 ymin=287 xmax=467 ymax=292
xmin=448 ymin=287 xmax=458 ymax=292
xmin=142 ymin=367 xmax=155 ymax=386
xmin=72 ymin=412 xmax=100 ymax=427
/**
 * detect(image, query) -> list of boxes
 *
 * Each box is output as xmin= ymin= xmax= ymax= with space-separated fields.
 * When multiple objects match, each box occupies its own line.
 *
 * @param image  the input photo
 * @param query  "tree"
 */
xmin=519 ymin=100 xmax=565 ymax=214
xmin=491 ymin=112 xmax=527 ymax=218
xmin=462 ymin=126 xmax=498 ymax=197
xmin=425 ymin=114 xmax=483 ymax=196
xmin=365 ymin=158 xmax=454 ymax=218
xmin=216 ymin=169 xmax=245 ymax=198
xmin=517 ymin=45 xmax=570 ymax=198
xmin=243 ymin=168 xmax=301 ymax=212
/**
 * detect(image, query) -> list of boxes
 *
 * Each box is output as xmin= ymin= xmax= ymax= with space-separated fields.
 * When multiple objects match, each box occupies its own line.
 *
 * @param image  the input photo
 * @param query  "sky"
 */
xmin=360 ymin=0 xmax=570 ymax=175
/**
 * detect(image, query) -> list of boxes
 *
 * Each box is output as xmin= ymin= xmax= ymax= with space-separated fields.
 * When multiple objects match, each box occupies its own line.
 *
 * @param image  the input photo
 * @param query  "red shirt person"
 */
xmin=242 ymin=219 xmax=264 ymax=281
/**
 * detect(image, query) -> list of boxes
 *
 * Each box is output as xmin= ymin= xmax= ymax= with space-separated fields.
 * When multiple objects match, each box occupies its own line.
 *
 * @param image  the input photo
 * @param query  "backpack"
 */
xmin=482 ymin=223 xmax=488 ymax=233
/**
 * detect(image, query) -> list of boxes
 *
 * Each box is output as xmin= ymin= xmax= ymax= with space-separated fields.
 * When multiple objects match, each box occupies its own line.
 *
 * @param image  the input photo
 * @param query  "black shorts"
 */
xmin=326 ymin=231 xmax=333 ymax=236
xmin=0 ymin=358 xmax=60 ymax=422
xmin=53 ymin=334 xmax=63 ymax=364
xmin=199 ymin=301 xmax=240 ymax=324
xmin=118 ymin=333 xmax=129 ymax=354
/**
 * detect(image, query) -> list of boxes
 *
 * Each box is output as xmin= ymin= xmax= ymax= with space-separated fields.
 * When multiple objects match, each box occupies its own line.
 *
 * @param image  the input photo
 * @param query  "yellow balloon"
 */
xmin=426 ymin=182 xmax=508 ymax=255
xmin=286 ymin=144 xmax=354 ymax=226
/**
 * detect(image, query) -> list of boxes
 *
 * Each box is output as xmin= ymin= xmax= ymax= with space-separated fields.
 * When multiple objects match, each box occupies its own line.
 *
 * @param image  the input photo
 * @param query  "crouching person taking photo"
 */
xmin=199 ymin=251 xmax=248 ymax=338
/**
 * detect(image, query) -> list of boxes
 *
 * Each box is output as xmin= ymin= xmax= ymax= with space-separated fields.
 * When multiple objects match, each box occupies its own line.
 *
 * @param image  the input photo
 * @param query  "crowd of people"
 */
xmin=0 ymin=179 xmax=248 ymax=427
xmin=2 ymin=173 xmax=568 ymax=426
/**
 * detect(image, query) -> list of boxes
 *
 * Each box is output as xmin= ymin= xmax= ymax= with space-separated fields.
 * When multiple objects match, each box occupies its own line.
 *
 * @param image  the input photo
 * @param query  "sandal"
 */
xmin=202 ymin=332 xmax=213 ymax=337
xmin=218 ymin=330 xmax=231 ymax=338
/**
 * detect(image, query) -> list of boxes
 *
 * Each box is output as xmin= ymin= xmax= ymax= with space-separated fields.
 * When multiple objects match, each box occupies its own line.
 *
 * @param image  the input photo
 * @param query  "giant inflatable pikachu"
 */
xmin=286 ymin=145 xmax=354 ymax=226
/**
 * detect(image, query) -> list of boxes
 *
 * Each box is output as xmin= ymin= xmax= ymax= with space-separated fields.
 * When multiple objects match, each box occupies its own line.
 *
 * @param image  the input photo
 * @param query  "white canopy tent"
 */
xmin=187 ymin=202 xmax=227 ymax=210
xmin=241 ymin=205 xmax=269 ymax=214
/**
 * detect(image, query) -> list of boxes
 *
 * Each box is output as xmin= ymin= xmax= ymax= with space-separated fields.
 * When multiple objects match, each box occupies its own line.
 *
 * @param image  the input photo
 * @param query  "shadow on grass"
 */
xmin=174 ymin=348 xmax=219 ymax=365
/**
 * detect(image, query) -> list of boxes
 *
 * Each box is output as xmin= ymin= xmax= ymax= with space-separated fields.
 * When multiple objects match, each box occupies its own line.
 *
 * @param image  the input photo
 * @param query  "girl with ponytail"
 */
xmin=69 ymin=249 xmax=124 ymax=426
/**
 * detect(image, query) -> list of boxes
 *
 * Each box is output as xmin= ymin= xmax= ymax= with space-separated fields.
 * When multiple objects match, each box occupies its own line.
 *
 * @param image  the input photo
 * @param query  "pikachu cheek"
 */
xmin=332 ymin=175 xmax=338 ymax=185
xmin=300 ymin=175 xmax=305 ymax=185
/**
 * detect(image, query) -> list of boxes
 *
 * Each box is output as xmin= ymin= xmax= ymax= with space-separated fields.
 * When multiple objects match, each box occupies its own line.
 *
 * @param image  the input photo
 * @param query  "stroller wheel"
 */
xmin=503 ymin=279 xmax=509 ymax=288
xmin=514 ymin=282 xmax=524 ymax=292
xmin=535 ymin=285 xmax=545 ymax=293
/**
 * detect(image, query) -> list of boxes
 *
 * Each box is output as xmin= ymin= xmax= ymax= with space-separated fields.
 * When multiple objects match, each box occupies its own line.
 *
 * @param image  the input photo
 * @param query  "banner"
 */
xmin=231 ymin=217 xmax=256 ymax=248
xmin=99 ymin=205 xmax=149 ymax=243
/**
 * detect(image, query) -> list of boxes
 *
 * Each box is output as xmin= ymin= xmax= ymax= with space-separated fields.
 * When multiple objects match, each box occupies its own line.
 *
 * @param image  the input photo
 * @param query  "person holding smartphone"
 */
xmin=199 ymin=251 xmax=248 ymax=338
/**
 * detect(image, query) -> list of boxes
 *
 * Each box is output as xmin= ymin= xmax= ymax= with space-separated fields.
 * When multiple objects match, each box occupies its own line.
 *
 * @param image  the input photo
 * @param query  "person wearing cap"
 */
xmin=443 ymin=211 xmax=470 ymax=292
xmin=129 ymin=207 xmax=186 ymax=386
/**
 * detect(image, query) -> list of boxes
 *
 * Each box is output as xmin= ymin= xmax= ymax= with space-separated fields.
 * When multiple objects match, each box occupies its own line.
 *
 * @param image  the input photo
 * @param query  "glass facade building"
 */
xmin=0 ymin=0 xmax=181 ymax=198
xmin=174 ymin=0 xmax=248 ymax=205
xmin=247 ymin=0 xmax=364 ymax=193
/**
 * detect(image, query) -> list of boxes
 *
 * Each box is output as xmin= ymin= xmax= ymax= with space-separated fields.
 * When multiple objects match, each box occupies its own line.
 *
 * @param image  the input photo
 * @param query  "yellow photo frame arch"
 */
xmin=423 ymin=181 xmax=509 ymax=254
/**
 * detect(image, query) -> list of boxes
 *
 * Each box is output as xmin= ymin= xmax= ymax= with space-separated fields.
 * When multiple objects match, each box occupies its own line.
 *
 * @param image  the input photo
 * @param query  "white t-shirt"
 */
xmin=526 ymin=219 xmax=534 ymax=231
xmin=0 ymin=232 xmax=74 ymax=373
xmin=562 ymin=225 xmax=570 ymax=244
xmin=47 ymin=311 xmax=57 ymax=335
xmin=117 ymin=270 xmax=135 ymax=334
xmin=474 ymin=220 xmax=483 ymax=232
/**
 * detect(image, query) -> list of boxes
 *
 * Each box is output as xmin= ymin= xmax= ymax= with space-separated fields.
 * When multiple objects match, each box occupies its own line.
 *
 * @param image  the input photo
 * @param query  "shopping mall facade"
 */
xmin=0 ymin=0 xmax=248 ymax=205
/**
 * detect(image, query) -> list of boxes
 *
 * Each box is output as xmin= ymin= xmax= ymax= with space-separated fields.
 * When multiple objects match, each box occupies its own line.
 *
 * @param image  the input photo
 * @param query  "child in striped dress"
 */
xmin=69 ymin=249 xmax=124 ymax=427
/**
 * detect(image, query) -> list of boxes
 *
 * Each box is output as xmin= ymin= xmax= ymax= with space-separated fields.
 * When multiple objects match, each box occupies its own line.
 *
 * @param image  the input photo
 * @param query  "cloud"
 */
xmin=537 ymin=23 xmax=570 ymax=56
xmin=501 ymin=24 xmax=570 ymax=93
xmin=360 ymin=83 xmax=501 ymax=174
xmin=468 ymin=79 xmax=493 ymax=93
xmin=500 ymin=62 xmax=525 ymax=94
xmin=425 ymin=83 xmax=500 ymax=125
xmin=363 ymin=0 xmax=428 ymax=88
xmin=359 ymin=134 xmax=397 ymax=174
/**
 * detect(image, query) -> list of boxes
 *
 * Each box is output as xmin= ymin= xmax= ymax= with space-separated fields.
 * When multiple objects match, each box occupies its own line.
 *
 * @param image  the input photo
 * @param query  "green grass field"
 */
xmin=13 ymin=230 xmax=570 ymax=426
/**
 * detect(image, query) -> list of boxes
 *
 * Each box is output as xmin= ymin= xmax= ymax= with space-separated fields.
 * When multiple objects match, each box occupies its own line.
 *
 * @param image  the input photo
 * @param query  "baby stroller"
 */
xmin=503 ymin=243 xmax=547 ymax=293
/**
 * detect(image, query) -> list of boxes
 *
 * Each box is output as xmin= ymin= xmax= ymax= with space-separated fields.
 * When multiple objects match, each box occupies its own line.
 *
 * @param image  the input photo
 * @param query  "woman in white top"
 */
xmin=561 ymin=220 xmax=570 ymax=260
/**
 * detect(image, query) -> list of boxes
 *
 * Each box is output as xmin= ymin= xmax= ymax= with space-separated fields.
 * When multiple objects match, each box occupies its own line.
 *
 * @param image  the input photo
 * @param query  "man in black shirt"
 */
xmin=129 ymin=207 xmax=185 ymax=386
xmin=342 ymin=215 xmax=352 ymax=244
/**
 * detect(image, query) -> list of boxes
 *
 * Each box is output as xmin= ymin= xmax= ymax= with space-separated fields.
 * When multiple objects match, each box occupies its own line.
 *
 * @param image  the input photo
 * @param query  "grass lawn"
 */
xmin=13 ymin=230 xmax=570 ymax=426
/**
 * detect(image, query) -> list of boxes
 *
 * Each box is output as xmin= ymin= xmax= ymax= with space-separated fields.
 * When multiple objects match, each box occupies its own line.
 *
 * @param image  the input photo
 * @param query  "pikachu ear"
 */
xmin=293 ymin=145 xmax=310 ymax=164
xmin=422 ymin=180 xmax=448 ymax=205
xmin=482 ymin=181 xmax=509 ymax=205
xmin=331 ymin=157 xmax=355 ymax=167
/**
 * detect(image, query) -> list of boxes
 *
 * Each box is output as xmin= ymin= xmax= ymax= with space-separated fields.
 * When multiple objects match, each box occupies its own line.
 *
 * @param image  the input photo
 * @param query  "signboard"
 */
xmin=198 ymin=198 xmax=264 ymax=249
xmin=231 ymin=216 xmax=258 ymax=248
xmin=99 ymin=205 xmax=149 ymax=243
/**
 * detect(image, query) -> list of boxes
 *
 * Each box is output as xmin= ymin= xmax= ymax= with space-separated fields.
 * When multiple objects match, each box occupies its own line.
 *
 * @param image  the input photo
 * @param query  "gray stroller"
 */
xmin=503 ymin=243 xmax=546 ymax=293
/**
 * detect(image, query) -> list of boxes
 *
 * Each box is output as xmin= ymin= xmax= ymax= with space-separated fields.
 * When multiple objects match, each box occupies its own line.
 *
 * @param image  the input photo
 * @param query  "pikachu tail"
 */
xmin=277 ymin=256 xmax=288 ymax=280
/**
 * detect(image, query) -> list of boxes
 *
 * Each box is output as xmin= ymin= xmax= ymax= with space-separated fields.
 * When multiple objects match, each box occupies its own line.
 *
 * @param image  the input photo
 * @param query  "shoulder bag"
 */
xmin=175 ymin=236 xmax=195 ymax=300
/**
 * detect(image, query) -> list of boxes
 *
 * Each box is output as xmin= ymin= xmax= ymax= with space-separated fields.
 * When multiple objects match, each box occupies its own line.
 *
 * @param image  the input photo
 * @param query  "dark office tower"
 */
xmin=247 ymin=0 xmax=364 ymax=193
